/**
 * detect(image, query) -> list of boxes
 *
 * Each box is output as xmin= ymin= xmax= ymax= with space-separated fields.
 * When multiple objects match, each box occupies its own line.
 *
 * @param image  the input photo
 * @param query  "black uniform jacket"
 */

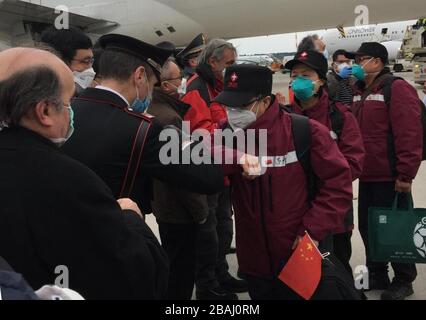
xmin=0 ymin=127 xmax=169 ymax=299
xmin=63 ymin=88 xmax=224 ymax=213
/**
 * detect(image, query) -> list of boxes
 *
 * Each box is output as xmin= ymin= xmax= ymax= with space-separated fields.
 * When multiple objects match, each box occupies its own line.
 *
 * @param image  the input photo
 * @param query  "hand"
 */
xmin=275 ymin=92 xmax=286 ymax=105
xmin=395 ymin=179 xmax=412 ymax=193
xmin=117 ymin=198 xmax=143 ymax=218
xmin=338 ymin=67 xmax=352 ymax=79
xmin=239 ymin=154 xmax=262 ymax=180
xmin=292 ymin=236 xmax=319 ymax=250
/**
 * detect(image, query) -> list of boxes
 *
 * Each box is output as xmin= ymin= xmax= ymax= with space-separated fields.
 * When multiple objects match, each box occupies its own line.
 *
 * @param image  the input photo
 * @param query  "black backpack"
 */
xmin=277 ymin=110 xmax=362 ymax=300
xmin=379 ymin=76 xmax=426 ymax=170
xmin=279 ymin=103 xmax=345 ymax=200
xmin=312 ymin=254 xmax=363 ymax=300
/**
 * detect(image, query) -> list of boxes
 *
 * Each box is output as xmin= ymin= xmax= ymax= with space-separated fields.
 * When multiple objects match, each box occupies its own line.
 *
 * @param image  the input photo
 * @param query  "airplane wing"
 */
xmin=157 ymin=0 xmax=426 ymax=39
xmin=0 ymin=0 xmax=118 ymax=47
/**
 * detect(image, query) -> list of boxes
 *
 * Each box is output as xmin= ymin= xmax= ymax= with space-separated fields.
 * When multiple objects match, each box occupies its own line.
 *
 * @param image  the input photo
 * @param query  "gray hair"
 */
xmin=297 ymin=35 xmax=316 ymax=52
xmin=198 ymin=39 xmax=237 ymax=65
xmin=0 ymin=66 xmax=62 ymax=126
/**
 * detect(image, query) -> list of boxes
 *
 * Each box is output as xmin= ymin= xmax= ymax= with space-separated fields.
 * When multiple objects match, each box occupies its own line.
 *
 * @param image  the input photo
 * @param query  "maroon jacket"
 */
xmin=290 ymin=91 xmax=365 ymax=181
xmin=351 ymin=70 xmax=423 ymax=183
xmin=223 ymin=98 xmax=353 ymax=279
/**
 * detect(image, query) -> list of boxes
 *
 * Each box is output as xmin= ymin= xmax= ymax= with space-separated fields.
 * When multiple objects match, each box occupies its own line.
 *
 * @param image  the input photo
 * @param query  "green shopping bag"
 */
xmin=368 ymin=193 xmax=426 ymax=264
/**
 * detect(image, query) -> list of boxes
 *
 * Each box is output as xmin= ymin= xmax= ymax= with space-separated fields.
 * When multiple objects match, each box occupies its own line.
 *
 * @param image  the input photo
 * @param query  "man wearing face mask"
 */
xmin=40 ymin=27 xmax=95 ymax=96
xmin=284 ymin=50 xmax=365 ymax=277
xmin=182 ymin=39 xmax=248 ymax=299
xmin=327 ymin=50 xmax=356 ymax=105
xmin=214 ymin=64 xmax=353 ymax=299
xmin=350 ymin=42 xmax=423 ymax=300
xmin=63 ymin=34 xmax=225 ymax=215
xmin=0 ymin=47 xmax=170 ymax=299
xmin=148 ymin=57 xmax=210 ymax=299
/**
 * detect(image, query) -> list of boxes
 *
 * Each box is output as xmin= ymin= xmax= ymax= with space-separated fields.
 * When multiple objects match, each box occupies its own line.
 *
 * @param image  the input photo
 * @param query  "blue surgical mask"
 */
xmin=51 ymin=105 xmax=74 ymax=147
xmin=291 ymin=76 xmax=319 ymax=101
xmin=131 ymin=73 xmax=152 ymax=113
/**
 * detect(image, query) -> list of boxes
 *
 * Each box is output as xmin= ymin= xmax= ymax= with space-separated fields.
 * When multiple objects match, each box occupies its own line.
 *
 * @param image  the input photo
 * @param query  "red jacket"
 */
xmin=290 ymin=91 xmax=365 ymax=181
xmin=182 ymin=63 xmax=228 ymax=133
xmin=223 ymin=98 xmax=353 ymax=279
xmin=351 ymin=70 xmax=423 ymax=183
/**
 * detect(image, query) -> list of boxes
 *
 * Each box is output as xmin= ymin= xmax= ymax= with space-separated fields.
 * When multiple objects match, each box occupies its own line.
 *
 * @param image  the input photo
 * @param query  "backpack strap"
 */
xmin=279 ymin=104 xmax=316 ymax=201
xmin=119 ymin=120 xmax=151 ymax=198
xmin=378 ymin=75 xmax=403 ymax=107
xmin=377 ymin=75 xmax=404 ymax=177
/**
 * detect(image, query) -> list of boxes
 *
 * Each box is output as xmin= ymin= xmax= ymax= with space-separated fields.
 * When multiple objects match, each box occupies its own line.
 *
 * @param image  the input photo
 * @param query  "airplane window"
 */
xmin=382 ymin=28 xmax=388 ymax=35
xmin=167 ymin=26 xmax=176 ymax=33
xmin=155 ymin=30 xmax=163 ymax=37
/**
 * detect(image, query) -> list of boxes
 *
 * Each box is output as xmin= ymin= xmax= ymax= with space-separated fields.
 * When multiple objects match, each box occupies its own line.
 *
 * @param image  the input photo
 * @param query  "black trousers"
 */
xmin=158 ymin=222 xmax=199 ymax=300
xmin=333 ymin=231 xmax=353 ymax=278
xmin=195 ymin=187 xmax=234 ymax=291
xmin=358 ymin=181 xmax=417 ymax=283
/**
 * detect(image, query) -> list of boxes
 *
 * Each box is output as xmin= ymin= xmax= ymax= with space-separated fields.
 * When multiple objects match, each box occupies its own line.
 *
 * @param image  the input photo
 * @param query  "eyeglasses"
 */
xmin=72 ymin=57 xmax=94 ymax=65
xmin=162 ymin=76 xmax=183 ymax=82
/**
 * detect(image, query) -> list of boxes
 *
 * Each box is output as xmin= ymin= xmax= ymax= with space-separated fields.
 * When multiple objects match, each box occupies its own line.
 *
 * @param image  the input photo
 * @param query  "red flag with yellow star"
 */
xmin=278 ymin=233 xmax=322 ymax=300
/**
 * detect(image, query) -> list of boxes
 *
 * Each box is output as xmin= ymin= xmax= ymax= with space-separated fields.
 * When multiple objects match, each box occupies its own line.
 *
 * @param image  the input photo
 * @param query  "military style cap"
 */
xmin=176 ymin=33 xmax=206 ymax=61
xmin=99 ymin=34 xmax=173 ymax=79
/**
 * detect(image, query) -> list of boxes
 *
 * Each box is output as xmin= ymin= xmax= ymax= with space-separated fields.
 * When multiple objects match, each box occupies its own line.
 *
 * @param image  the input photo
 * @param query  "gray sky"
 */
xmin=230 ymin=29 xmax=325 ymax=55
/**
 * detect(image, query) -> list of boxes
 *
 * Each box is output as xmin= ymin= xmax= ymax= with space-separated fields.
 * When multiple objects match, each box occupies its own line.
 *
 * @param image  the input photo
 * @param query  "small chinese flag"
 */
xmin=278 ymin=233 xmax=322 ymax=300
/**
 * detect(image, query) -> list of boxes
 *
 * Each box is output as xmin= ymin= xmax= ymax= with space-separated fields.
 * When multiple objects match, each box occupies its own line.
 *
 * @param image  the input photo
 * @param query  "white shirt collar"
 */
xmin=95 ymin=85 xmax=130 ymax=107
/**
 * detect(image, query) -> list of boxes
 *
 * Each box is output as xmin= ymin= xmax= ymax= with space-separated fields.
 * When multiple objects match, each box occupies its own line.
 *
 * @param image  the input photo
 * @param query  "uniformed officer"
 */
xmin=62 ymin=34 xmax=225 ymax=214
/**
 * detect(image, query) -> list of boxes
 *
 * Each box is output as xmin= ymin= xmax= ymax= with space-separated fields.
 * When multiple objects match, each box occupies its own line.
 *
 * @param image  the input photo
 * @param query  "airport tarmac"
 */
xmin=146 ymin=71 xmax=426 ymax=300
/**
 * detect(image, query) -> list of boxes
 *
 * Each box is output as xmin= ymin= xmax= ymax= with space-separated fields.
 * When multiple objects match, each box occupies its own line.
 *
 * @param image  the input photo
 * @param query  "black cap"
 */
xmin=99 ymin=34 xmax=173 ymax=79
xmin=352 ymin=42 xmax=389 ymax=64
xmin=156 ymin=41 xmax=181 ymax=58
xmin=285 ymin=50 xmax=328 ymax=79
xmin=214 ymin=65 xmax=273 ymax=108
xmin=176 ymin=33 xmax=206 ymax=61
xmin=332 ymin=49 xmax=355 ymax=62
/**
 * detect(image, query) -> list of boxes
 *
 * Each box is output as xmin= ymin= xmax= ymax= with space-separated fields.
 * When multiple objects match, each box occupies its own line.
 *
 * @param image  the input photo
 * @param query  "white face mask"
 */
xmin=178 ymin=78 xmax=187 ymax=95
xmin=227 ymin=101 xmax=259 ymax=131
xmin=165 ymin=78 xmax=187 ymax=96
xmin=73 ymin=68 xmax=96 ymax=89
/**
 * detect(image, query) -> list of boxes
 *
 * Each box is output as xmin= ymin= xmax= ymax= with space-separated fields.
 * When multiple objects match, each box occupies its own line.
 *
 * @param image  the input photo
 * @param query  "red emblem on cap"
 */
xmin=228 ymin=72 xmax=238 ymax=89
xmin=230 ymin=72 xmax=238 ymax=82
xmin=299 ymin=51 xmax=308 ymax=60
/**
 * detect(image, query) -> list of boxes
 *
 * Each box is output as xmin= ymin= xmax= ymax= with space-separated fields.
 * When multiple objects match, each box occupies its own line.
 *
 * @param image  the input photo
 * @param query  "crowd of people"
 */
xmin=0 ymin=26 xmax=424 ymax=300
